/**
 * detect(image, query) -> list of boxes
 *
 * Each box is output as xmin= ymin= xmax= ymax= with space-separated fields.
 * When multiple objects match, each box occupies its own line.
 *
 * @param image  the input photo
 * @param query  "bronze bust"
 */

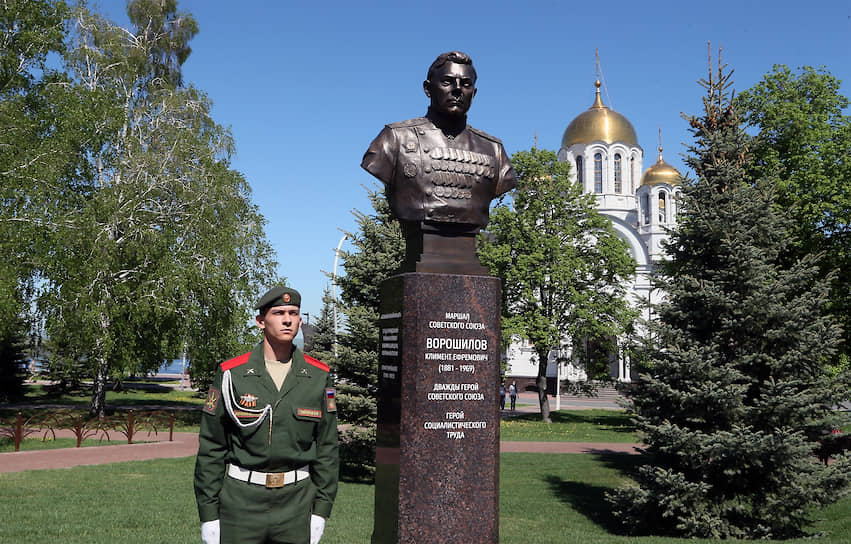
xmin=362 ymin=51 xmax=517 ymax=274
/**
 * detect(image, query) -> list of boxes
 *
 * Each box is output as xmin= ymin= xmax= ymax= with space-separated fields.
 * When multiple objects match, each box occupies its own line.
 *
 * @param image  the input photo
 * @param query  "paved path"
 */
xmin=1 ymin=433 xmax=638 ymax=473
xmin=1 ymin=390 xmax=636 ymax=473
xmin=0 ymin=431 xmax=199 ymax=473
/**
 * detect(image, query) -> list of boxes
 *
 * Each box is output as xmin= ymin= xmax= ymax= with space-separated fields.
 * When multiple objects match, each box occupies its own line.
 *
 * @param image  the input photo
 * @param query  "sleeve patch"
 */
xmin=326 ymin=388 xmax=337 ymax=412
xmin=203 ymin=387 xmax=220 ymax=415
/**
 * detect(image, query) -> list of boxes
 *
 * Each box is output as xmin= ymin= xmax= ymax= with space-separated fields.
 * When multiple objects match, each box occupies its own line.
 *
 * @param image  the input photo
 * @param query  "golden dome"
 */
xmin=641 ymin=147 xmax=682 ymax=186
xmin=561 ymin=81 xmax=639 ymax=148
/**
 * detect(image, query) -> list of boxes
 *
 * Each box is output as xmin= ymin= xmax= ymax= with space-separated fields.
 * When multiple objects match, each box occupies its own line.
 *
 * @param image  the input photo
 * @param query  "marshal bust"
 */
xmin=361 ymin=51 xmax=517 ymax=274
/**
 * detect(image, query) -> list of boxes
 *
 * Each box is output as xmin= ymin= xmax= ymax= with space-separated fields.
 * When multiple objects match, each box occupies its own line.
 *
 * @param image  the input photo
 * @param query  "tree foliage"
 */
xmin=0 ymin=314 xmax=28 ymax=402
xmin=1 ymin=1 xmax=277 ymax=415
xmin=478 ymin=148 xmax=637 ymax=422
xmin=736 ymin=65 xmax=851 ymax=365
xmin=306 ymin=285 xmax=337 ymax=364
xmin=607 ymin=52 xmax=851 ymax=539
xmin=333 ymin=185 xmax=404 ymax=480
xmin=0 ymin=0 xmax=71 ymax=394
xmin=0 ymin=0 xmax=67 ymax=93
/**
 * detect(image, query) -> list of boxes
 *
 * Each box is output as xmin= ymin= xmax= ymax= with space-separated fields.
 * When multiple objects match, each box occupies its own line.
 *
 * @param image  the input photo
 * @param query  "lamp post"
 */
xmin=555 ymin=354 xmax=561 ymax=411
xmin=332 ymin=233 xmax=348 ymax=359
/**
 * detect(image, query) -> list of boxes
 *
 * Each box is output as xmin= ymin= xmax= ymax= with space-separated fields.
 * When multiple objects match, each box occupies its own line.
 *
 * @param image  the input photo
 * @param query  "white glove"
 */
xmin=310 ymin=514 xmax=326 ymax=544
xmin=201 ymin=520 xmax=220 ymax=544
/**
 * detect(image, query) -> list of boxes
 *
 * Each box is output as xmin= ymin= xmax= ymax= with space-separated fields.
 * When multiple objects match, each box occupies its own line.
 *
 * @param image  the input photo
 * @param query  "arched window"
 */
xmin=614 ymin=154 xmax=622 ymax=193
xmin=659 ymin=192 xmax=667 ymax=223
xmin=594 ymin=153 xmax=603 ymax=193
xmin=575 ymin=156 xmax=584 ymax=186
xmin=642 ymin=193 xmax=650 ymax=225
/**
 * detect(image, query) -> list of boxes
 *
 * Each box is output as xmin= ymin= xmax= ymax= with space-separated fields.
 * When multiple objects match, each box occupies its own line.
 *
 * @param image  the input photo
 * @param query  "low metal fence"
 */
xmin=0 ymin=409 xmax=175 ymax=452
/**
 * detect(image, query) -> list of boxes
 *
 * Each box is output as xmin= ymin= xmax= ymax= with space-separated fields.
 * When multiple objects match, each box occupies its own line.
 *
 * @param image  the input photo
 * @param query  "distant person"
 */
xmin=499 ymin=384 xmax=506 ymax=410
xmin=509 ymin=381 xmax=517 ymax=411
xmin=194 ymin=286 xmax=339 ymax=544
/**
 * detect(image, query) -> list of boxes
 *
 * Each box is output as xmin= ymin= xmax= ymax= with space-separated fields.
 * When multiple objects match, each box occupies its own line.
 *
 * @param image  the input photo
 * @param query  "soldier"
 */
xmin=194 ymin=286 xmax=338 ymax=544
xmin=362 ymin=51 xmax=517 ymax=273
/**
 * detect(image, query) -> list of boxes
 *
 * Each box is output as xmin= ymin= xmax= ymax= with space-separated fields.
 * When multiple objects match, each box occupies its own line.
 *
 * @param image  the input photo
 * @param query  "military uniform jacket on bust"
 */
xmin=362 ymin=116 xmax=517 ymax=226
xmin=194 ymin=344 xmax=339 ymax=522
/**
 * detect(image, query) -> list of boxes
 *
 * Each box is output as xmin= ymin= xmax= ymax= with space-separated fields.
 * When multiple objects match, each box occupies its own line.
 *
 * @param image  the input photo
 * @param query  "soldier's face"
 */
xmin=256 ymin=305 xmax=302 ymax=345
xmin=424 ymin=62 xmax=477 ymax=118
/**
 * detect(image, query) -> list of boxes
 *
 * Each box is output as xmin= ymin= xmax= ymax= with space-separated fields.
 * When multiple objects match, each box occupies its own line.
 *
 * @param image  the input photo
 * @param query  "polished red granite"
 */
xmin=374 ymin=273 xmax=501 ymax=544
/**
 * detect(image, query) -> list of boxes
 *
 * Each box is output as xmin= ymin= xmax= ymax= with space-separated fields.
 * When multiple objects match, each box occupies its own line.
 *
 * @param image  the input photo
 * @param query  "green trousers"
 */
xmin=219 ymin=475 xmax=314 ymax=543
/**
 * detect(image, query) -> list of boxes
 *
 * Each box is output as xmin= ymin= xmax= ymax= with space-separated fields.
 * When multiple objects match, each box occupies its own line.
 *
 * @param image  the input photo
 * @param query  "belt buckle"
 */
xmin=265 ymin=473 xmax=285 ymax=488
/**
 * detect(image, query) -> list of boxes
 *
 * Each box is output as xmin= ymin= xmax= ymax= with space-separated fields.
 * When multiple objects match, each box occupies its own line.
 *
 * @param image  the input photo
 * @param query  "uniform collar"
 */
xmin=242 ymin=343 xmax=311 ymax=398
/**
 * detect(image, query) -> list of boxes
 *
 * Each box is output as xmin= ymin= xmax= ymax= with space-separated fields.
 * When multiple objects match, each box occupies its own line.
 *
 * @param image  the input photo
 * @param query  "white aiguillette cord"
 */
xmin=222 ymin=369 xmax=274 ymax=443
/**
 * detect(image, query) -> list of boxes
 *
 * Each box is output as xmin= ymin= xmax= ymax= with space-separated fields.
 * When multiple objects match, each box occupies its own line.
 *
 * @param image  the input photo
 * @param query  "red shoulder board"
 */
xmin=220 ymin=352 xmax=251 ymax=371
xmin=304 ymin=354 xmax=330 ymax=372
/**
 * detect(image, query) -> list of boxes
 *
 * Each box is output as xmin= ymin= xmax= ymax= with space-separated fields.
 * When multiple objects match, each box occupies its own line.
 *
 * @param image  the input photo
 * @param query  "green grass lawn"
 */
xmin=501 ymin=409 xmax=638 ymax=443
xmin=0 ymin=454 xmax=847 ymax=543
xmin=1 ymin=383 xmax=204 ymax=432
xmin=0 ymin=406 xmax=202 ymax=434
xmin=0 ymin=437 xmax=144 ymax=453
xmin=2 ymin=398 xmax=637 ymax=441
xmin=16 ymin=383 xmax=205 ymax=407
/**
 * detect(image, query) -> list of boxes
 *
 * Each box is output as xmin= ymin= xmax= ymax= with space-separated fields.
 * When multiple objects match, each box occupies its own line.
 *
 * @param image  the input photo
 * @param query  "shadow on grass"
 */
xmin=593 ymin=450 xmax=646 ymax=473
xmin=544 ymin=452 xmax=646 ymax=534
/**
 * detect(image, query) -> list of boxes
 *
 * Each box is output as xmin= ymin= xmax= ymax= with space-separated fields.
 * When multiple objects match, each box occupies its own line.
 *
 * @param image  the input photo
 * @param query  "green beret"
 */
xmin=254 ymin=286 xmax=301 ymax=311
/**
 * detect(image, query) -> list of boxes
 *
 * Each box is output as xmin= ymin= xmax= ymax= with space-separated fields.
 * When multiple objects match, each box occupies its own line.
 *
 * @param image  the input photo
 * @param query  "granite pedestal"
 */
xmin=373 ymin=272 xmax=501 ymax=544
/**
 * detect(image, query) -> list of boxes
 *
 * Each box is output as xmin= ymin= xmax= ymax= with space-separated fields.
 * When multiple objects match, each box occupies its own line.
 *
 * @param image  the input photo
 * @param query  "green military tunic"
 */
xmin=194 ymin=344 xmax=338 ymax=543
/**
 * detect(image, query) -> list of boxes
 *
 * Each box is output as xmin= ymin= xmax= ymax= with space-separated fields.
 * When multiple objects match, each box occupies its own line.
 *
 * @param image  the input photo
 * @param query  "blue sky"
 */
xmin=97 ymin=0 xmax=851 ymax=320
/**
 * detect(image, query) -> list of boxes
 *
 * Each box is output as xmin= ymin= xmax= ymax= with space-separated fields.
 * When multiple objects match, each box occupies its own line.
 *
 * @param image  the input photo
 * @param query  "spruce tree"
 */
xmin=0 ymin=318 xmax=28 ymax=402
xmin=607 ymin=50 xmax=851 ymax=539
xmin=305 ymin=285 xmax=337 ymax=362
xmin=333 ymin=185 xmax=405 ymax=480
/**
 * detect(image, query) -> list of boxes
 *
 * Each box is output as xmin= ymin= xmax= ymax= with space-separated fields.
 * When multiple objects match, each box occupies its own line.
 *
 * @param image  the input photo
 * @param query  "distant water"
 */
xmin=156 ymin=335 xmax=307 ymax=374
xmin=159 ymin=358 xmax=190 ymax=374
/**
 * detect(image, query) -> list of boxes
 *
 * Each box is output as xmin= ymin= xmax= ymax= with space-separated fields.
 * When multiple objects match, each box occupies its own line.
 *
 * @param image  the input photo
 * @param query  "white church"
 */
xmin=504 ymin=78 xmax=683 ymax=392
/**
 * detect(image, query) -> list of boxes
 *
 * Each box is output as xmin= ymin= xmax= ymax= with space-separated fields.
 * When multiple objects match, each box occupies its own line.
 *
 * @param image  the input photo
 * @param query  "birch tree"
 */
xmin=38 ymin=2 xmax=276 ymax=415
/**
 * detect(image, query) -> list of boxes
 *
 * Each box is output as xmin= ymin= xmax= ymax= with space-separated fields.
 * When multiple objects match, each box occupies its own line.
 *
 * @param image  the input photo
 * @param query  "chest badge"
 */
xmin=239 ymin=393 xmax=258 ymax=408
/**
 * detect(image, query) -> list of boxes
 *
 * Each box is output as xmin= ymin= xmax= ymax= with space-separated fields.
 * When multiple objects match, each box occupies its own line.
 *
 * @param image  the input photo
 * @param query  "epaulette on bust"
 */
xmin=220 ymin=352 xmax=250 ymax=371
xmin=467 ymin=125 xmax=502 ymax=144
xmin=304 ymin=354 xmax=330 ymax=372
xmin=387 ymin=117 xmax=428 ymax=129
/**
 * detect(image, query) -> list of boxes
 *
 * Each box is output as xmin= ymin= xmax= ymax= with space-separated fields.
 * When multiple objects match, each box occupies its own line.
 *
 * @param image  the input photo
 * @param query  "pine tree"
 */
xmin=334 ymin=185 xmax=405 ymax=480
xmin=0 ymin=317 xmax=28 ymax=403
xmin=305 ymin=285 xmax=337 ymax=363
xmin=607 ymin=49 xmax=851 ymax=539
